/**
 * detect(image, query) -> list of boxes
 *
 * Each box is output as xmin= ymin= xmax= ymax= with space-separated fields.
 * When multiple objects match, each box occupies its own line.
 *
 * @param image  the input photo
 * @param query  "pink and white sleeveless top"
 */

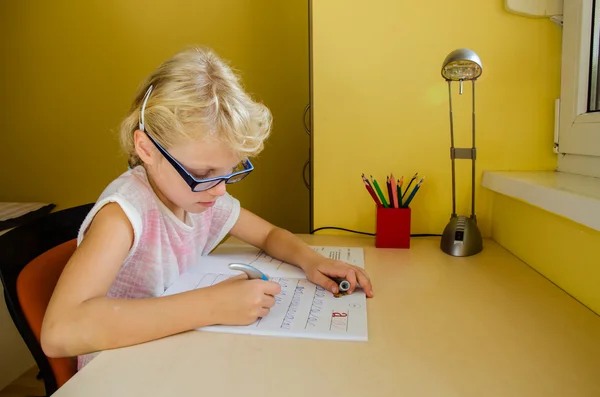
xmin=75 ymin=166 xmax=240 ymax=370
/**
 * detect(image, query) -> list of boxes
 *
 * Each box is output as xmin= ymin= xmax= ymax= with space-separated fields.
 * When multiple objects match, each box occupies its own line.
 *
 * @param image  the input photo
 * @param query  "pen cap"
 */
xmin=375 ymin=207 xmax=411 ymax=249
xmin=228 ymin=263 xmax=269 ymax=280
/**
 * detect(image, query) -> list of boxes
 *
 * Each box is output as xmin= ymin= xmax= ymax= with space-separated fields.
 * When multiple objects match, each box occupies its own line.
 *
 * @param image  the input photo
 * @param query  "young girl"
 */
xmin=41 ymin=46 xmax=374 ymax=370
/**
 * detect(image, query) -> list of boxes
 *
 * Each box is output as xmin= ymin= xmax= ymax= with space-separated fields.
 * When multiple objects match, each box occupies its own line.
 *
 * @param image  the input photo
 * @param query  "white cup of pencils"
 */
xmin=361 ymin=173 xmax=425 ymax=249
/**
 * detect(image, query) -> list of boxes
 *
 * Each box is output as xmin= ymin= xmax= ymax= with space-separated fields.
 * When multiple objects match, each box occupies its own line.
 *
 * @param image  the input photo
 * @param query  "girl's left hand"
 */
xmin=303 ymin=258 xmax=374 ymax=298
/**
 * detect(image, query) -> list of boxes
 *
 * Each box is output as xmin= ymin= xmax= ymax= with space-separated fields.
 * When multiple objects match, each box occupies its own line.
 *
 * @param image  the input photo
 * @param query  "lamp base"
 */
xmin=440 ymin=215 xmax=483 ymax=257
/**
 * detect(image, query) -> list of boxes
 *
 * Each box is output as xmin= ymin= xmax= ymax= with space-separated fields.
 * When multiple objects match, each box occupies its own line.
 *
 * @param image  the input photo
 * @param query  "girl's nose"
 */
xmin=208 ymin=181 xmax=226 ymax=197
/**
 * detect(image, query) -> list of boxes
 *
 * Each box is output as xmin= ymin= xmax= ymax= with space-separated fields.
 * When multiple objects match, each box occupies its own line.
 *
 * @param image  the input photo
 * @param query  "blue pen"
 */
xmin=228 ymin=263 xmax=269 ymax=280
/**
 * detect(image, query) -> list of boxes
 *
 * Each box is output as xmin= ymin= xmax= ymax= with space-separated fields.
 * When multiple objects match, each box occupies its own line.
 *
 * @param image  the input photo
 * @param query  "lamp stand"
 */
xmin=440 ymin=79 xmax=483 ymax=257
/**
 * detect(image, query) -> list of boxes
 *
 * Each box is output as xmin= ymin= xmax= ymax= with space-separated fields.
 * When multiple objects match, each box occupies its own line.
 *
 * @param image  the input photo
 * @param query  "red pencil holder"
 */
xmin=375 ymin=207 xmax=411 ymax=249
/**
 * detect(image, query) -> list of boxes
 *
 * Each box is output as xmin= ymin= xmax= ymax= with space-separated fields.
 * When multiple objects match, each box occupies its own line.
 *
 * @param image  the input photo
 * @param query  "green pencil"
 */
xmin=371 ymin=175 xmax=389 ymax=208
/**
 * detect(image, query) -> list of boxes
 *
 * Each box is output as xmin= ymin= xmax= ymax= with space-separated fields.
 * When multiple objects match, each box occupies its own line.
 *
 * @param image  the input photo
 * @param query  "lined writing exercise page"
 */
xmin=163 ymin=273 xmax=368 ymax=341
xmin=162 ymin=246 xmax=368 ymax=341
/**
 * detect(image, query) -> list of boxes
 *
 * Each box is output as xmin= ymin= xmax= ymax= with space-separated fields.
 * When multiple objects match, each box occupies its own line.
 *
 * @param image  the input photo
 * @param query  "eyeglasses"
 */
xmin=138 ymin=85 xmax=254 ymax=192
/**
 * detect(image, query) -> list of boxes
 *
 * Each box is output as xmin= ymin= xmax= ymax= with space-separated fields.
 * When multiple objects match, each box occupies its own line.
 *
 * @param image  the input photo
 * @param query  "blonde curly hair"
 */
xmin=119 ymin=46 xmax=272 ymax=167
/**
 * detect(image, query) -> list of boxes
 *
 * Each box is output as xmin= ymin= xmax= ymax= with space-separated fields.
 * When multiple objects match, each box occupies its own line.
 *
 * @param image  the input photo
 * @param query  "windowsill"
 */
xmin=482 ymin=170 xmax=600 ymax=232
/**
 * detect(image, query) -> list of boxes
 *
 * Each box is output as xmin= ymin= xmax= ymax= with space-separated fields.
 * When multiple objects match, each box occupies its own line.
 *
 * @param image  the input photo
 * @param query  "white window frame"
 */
xmin=557 ymin=0 xmax=600 ymax=178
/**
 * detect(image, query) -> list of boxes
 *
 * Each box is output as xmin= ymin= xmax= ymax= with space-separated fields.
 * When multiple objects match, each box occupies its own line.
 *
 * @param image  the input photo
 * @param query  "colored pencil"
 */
xmin=390 ymin=173 xmax=399 ymax=208
xmin=402 ymin=172 xmax=418 ymax=200
xmin=386 ymin=176 xmax=394 ymax=208
xmin=371 ymin=175 xmax=389 ymax=208
xmin=361 ymin=174 xmax=381 ymax=206
xmin=396 ymin=176 xmax=404 ymax=207
xmin=363 ymin=173 xmax=374 ymax=190
xmin=403 ymin=177 xmax=425 ymax=207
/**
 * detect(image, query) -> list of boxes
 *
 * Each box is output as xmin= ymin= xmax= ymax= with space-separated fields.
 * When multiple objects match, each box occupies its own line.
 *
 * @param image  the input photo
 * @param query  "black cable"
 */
xmin=310 ymin=226 xmax=441 ymax=237
xmin=311 ymin=227 xmax=375 ymax=236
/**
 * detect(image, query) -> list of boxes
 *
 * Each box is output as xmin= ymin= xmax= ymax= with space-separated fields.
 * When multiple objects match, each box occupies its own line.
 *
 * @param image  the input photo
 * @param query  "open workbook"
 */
xmin=162 ymin=244 xmax=368 ymax=341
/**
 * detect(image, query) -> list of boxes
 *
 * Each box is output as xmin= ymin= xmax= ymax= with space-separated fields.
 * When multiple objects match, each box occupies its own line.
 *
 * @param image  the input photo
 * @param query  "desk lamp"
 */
xmin=440 ymin=48 xmax=483 ymax=257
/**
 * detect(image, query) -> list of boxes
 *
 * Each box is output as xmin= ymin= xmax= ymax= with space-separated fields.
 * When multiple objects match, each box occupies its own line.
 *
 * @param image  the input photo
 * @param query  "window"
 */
xmin=590 ymin=0 xmax=600 ymax=111
xmin=557 ymin=0 xmax=600 ymax=177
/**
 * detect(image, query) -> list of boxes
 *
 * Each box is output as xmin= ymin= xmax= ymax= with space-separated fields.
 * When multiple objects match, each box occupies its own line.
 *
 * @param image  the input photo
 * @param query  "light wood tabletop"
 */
xmin=53 ymin=235 xmax=600 ymax=397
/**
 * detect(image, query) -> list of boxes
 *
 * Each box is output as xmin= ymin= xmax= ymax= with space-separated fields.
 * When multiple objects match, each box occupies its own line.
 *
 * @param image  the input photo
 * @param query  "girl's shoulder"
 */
xmin=77 ymin=166 xmax=156 ymax=250
xmin=101 ymin=166 xmax=155 ymax=202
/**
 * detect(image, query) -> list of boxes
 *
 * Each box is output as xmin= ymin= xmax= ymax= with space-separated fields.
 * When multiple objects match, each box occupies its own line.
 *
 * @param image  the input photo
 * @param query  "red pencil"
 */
xmin=362 ymin=174 xmax=382 ymax=206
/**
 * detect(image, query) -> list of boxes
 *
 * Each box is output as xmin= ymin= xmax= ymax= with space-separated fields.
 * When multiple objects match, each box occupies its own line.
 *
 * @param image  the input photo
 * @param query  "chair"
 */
xmin=0 ymin=203 xmax=94 ymax=396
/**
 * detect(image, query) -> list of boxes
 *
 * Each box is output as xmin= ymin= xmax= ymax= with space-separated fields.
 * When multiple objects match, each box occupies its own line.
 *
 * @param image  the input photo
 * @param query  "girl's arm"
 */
xmin=229 ymin=209 xmax=374 ymax=297
xmin=41 ymin=203 xmax=279 ymax=358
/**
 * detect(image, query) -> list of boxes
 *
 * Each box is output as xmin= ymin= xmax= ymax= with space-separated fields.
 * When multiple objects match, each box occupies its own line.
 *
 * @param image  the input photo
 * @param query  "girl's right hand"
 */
xmin=207 ymin=275 xmax=282 ymax=325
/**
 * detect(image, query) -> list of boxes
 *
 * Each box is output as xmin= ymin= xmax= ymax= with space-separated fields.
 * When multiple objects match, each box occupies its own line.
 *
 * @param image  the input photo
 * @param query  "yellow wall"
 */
xmin=491 ymin=193 xmax=600 ymax=316
xmin=0 ymin=0 xmax=309 ymax=233
xmin=312 ymin=1 xmax=561 ymax=236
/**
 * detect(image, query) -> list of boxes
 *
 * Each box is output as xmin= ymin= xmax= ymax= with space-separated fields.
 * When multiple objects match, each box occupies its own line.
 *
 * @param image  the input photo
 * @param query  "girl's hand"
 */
xmin=303 ymin=259 xmax=374 ymax=298
xmin=208 ymin=275 xmax=281 ymax=325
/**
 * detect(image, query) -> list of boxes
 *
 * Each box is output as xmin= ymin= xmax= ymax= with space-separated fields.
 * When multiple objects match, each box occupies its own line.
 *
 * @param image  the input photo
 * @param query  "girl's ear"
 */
xmin=134 ymin=130 xmax=156 ymax=165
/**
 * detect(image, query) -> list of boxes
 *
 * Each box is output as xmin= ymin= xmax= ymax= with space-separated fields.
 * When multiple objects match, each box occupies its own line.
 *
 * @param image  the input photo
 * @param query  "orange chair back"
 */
xmin=16 ymin=238 xmax=78 ymax=388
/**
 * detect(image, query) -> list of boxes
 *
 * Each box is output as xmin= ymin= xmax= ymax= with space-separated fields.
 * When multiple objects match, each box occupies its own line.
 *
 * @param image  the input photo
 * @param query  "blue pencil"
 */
xmin=403 ymin=177 xmax=425 ymax=207
xmin=401 ymin=172 xmax=418 ymax=200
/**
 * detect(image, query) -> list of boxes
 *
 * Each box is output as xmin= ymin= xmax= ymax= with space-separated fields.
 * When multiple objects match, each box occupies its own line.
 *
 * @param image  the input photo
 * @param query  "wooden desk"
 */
xmin=53 ymin=236 xmax=600 ymax=397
